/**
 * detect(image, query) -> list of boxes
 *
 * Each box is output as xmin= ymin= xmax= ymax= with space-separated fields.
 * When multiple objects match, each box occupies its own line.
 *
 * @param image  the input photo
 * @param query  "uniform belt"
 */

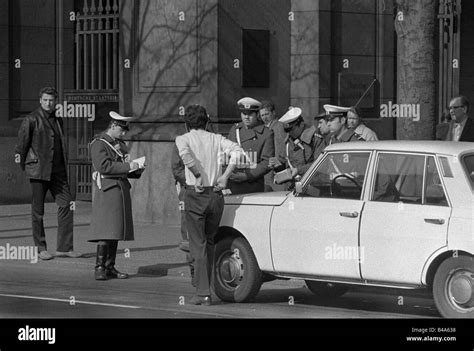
xmin=102 ymin=175 xmax=127 ymax=180
xmin=184 ymin=185 xmax=222 ymax=194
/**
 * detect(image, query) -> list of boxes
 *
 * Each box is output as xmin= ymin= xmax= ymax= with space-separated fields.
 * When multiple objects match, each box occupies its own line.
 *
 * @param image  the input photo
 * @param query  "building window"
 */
xmin=242 ymin=29 xmax=270 ymax=88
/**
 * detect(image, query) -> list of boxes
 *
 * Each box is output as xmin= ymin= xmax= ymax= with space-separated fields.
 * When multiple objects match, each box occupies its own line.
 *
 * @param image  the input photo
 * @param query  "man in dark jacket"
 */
xmin=444 ymin=96 xmax=474 ymax=141
xmin=89 ymin=112 xmax=144 ymax=280
xmin=15 ymin=87 xmax=82 ymax=260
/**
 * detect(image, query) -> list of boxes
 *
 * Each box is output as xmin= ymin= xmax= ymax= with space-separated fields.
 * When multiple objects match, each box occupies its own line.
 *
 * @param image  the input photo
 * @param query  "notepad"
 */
xmin=129 ymin=156 xmax=146 ymax=172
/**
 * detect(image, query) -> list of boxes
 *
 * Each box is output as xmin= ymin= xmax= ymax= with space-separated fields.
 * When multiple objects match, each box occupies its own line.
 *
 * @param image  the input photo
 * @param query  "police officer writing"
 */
xmin=274 ymin=107 xmax=326 ymax=183
xmin=227 ymin=97 xmax=274 ymax=195
xmin=88 ymin=112 xmax=145 ymax=280
xmin=324 ymin=104 xmax=365 ymax=144
xmin=175 ymin=104 xmax=243 ymax=306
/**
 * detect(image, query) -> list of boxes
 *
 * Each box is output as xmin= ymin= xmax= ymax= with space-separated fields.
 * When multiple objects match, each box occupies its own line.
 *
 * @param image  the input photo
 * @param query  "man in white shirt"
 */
xmin=347 ymin=106 xmax=379 ymax=141
xmin=175 ymin=104 xmax=242 ymax=306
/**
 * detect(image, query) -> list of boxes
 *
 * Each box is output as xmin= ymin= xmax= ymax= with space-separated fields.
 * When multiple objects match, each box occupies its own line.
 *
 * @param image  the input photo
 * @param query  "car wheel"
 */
xmin=433 ymin=256 xmax=474 ymax=318
xmin=214 ymin=236 xmax=262 ymax=302
xmin=305 ymin=280 xmax=349 ymax=299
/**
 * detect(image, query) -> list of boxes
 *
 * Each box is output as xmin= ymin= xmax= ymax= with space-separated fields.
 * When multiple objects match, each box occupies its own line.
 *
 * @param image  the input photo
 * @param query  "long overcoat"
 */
xmin=89 ymin=133 xmax=140 ymax=242
xmin=227 ymin=122 xmax=274 ymax=195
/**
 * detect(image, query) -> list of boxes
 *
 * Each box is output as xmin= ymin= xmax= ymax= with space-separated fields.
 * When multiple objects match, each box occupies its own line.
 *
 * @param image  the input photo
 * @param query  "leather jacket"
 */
xmin=15 ymin=107 xmax=68 ymax=181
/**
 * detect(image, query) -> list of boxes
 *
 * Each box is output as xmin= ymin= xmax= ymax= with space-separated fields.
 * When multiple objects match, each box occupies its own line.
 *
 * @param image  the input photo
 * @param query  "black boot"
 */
xmin=105 ymin=241 xmax=128 ymax=279
xmin=95 ymin=244 xmax=108 ymax=280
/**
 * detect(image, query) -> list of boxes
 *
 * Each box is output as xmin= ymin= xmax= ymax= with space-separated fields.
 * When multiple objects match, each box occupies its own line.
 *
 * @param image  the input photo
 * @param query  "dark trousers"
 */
xmin=185 ymin=188 xmax=224 ymax=296
xmin=30 ymin=171 xmax=74 ymax=252
xmin=178 ymin=187 xmax=193 ymax=265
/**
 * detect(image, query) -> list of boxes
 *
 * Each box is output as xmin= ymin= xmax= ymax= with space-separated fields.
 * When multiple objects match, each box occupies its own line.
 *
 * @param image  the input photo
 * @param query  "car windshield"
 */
xmin=462 ymin=153 xmax=474 ymax=186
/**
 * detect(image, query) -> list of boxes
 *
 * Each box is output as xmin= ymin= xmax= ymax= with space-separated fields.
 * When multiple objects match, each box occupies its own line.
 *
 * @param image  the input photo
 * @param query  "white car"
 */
xmin=214 ymin=141 xmax=474 ymax=318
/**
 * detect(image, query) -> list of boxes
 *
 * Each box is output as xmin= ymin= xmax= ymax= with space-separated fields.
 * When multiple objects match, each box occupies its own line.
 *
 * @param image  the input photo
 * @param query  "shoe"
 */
xmin=106 ymin=266 xmax=129 ymax=279
xmin=39 ymin=250 xmax=53 ymax=260
xmin=189 ymin=295 xmax=212 ymax=306
xmin=55 ymin=251 xmax=83 ymax=258
xmin=178 ymin=240 xmax=190 ymax=253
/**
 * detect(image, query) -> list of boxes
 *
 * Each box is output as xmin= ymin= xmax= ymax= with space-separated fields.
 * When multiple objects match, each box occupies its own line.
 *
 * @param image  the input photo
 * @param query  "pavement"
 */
xmin=0 ymin=201 xmax=193 ymax=280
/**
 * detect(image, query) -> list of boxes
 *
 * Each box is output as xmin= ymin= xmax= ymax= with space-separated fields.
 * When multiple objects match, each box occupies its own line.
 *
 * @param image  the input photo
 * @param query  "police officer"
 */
xmin=227 ymin=97 xmax=274 ymax=195
xmin=324 ymin=104 xmax=365 ymax=144
xmin=89 ymin=112 xmax=145 ymax=280
xmin=276 ymin=107 xmax=325 ymax=182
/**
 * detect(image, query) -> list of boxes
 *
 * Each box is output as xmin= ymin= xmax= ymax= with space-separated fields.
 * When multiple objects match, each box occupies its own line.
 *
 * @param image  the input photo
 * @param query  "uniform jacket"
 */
xmin=89 ymin=133 xmax=141 ymax=242
xmin=444 ymin=118 xmax=474 ymax=141
xmin=227 ymin=122 xmax=274 ymax=194
xmin=329 ymin=128 xmax=365 ymax=144
xmin=283 ymin=125 xmax=326 ymax=176
xmin=267 ymin=119 xmax=287 ymax=163
xmin=15 ymin=107 xmax=68 ymax=181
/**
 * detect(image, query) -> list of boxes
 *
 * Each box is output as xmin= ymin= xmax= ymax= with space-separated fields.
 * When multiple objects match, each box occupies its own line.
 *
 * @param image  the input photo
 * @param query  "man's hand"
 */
xmin=290 ymin=166 xmax=299 ymax=178
xmin=214 ymin=175 xmax=228 ymax=191
xmin=124 ymin=154 xmax=131 ymax=163
xmin=268 ymin=157 xmax=282 ymax=169
xmin=194 ymin=175 xmax=204 ymax=193
xmin=229 ymin=172 xmax=248 ymax=183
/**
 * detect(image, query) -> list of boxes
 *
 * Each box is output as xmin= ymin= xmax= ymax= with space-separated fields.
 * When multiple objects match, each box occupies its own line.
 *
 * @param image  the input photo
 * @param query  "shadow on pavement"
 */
xmin=79 ymin=245 xmax=179 ymax=258
xmin=133 ymin=262 xmax=189 ymax=278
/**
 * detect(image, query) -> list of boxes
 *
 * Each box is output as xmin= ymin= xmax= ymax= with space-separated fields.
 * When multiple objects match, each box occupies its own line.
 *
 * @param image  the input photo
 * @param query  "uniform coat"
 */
xmin=284 ymin=125 xmax=326 ymax=176
xmin=227 ymin=122 xmax=274 ymax=194
xmin=89 ymin=133 xmax=140 ymax=242
xmin=15 ymin=107 xmax=68 ymax=180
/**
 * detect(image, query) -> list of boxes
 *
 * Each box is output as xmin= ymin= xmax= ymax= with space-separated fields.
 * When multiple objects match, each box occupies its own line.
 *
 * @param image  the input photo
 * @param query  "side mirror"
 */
xmin=295 ymin=181 xmax=303 ymax=194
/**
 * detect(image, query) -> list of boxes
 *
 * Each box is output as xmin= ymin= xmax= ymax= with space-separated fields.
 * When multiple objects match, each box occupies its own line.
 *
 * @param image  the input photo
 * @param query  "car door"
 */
xmin=360 ymin=153 xmax=451 ymax=285
xmin=270 ymin=151 xmax=371 ymax=279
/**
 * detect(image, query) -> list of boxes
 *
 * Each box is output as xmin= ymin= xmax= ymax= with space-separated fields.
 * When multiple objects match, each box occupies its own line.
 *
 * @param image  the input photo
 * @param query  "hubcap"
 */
xmin=217 ymin=249 xmax=244 ymax=289
xmin=447 ymin=270 xmax=473 ymax=310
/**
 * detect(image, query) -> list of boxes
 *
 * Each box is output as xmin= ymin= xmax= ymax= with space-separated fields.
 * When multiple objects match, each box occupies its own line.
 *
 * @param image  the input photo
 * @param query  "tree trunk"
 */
xmin=395 ymin=0 xmax=437 ymax=140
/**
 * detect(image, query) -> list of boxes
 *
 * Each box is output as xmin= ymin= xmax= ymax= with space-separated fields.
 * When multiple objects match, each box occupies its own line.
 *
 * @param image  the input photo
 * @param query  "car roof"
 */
xmin=325 ymin=140 xmax=474 ymax=156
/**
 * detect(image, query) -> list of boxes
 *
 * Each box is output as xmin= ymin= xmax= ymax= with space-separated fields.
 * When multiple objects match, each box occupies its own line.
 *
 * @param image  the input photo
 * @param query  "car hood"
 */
xmin=224 ymin=191 xmax=290 ymax=206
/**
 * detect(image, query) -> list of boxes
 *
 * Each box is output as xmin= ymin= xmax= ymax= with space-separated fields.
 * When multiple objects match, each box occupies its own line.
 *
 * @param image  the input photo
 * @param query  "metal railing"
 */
xmin=75 ymin=0 xmax=120 ymax=91
xmin=438 ymin=0 xmax=461 ymax=122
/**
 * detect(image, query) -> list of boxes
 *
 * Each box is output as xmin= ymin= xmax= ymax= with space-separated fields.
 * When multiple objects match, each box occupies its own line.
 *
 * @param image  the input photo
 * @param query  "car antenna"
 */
xmin=354 ymin=78 xmax=377 ymax=108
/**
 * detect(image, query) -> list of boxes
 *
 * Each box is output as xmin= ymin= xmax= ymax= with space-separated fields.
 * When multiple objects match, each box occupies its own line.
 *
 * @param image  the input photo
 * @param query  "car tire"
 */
xmin=214 ymin=236 xmax=262 ymax=302
xmin=305 ymin=280 xmax=349 ymax=299
xmin=432 ymin=256 xmax=474 ymax=318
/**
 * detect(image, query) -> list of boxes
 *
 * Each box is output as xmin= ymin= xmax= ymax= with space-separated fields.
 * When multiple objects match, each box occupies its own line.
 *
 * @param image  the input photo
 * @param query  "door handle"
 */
xmin=339 ymin=211 xmax=359 ymax=218
xmin=424 ymin=218 xmax=445 ymax=225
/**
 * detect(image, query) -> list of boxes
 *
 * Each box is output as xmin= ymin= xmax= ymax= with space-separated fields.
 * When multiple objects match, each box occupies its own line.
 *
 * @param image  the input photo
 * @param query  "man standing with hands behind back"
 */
xmin=15 ymin=87 xmax=82 ymax=260
xmin=176 ymin=104 xmax=243 ymax=306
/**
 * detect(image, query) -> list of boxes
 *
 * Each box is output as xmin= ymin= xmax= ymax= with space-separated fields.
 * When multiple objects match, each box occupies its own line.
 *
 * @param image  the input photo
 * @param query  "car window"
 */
xmin=372 ymin=153 xmax=424 ymax=204
xmin=304 ymin=152 xmax=370 ymax=199
xmin=424 ymin=156 xmax=448 ymax=206
xmin=462 ymin=153 xmax=474 ymax=185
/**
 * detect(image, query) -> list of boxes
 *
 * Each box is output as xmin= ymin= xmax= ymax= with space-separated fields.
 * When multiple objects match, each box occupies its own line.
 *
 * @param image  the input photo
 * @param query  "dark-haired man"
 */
xmin=444 ymin=96 xmax=474 ymax=141
xmin=15 ymin=87 xmax=82 ymax=260
xmin=260 ymin=100 xmax=286 ymax=191
xmin=175 ymin=104 xmax=242 ymax=306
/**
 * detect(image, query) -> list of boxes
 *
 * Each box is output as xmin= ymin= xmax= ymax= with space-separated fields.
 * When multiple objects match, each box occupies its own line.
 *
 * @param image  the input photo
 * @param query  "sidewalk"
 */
xmin=0 ymin=201 xmax=192 ymax=279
